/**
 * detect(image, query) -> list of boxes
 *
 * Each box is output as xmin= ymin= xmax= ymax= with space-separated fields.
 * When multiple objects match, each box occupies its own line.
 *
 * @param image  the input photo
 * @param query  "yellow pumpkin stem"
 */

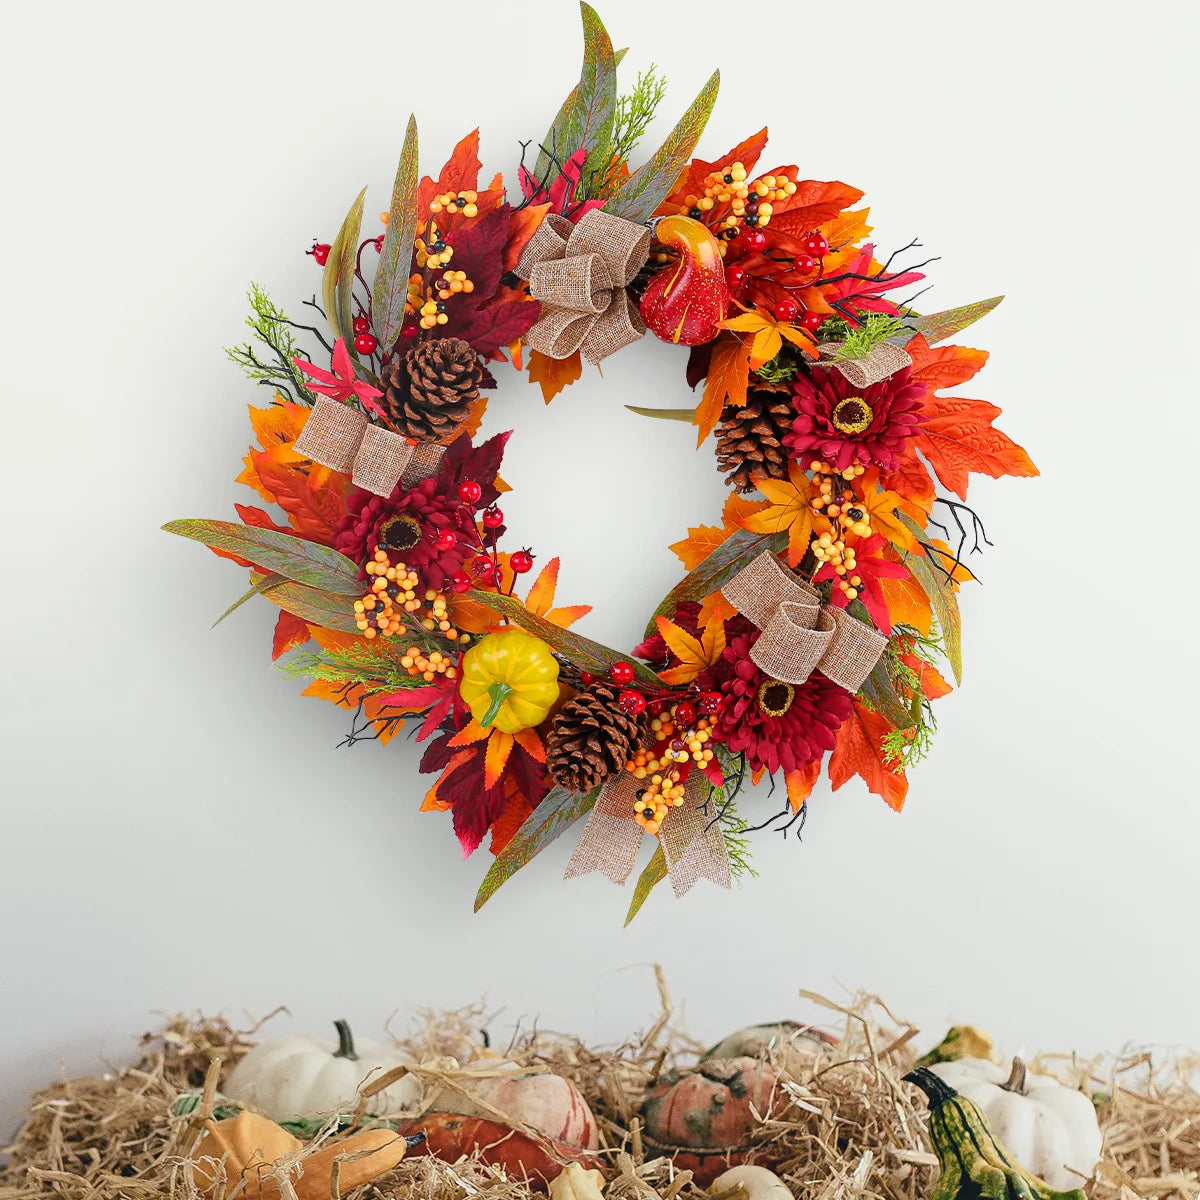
xmin=480 ymin=682 xmax=513 ymax=729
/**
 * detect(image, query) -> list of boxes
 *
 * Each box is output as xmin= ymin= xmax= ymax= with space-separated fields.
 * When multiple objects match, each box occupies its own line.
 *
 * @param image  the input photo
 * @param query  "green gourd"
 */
xmin=905 ymin=1068 xmax=1089 ymax=1200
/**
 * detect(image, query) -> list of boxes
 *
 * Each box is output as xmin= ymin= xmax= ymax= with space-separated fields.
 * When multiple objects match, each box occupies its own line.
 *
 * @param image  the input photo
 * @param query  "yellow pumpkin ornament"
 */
xmin=458 ymin=629 xmax=560 ymax=733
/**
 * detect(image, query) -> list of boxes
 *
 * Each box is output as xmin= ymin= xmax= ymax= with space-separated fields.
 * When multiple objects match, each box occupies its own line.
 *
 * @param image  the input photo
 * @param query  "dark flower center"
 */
xmin=757 ymin=679 xmax=795 ymax=717
xmin=379 ymin=513 xmax=422 ymax=553
xmin=832 ymin=396 xmax=873 ymax=434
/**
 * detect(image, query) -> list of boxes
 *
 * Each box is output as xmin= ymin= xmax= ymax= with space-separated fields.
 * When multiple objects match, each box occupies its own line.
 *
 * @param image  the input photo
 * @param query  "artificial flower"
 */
xmin=785 ymin=365 xmax=925 ymax=471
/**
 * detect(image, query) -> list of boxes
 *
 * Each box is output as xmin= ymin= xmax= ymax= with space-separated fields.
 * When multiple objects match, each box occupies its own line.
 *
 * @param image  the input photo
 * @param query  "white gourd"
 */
xmin=710 ymin=1164 xmax=794 ymax=1200
xmin=224 ymin=1019 xmax=423 ymax=1122
xmin=928 ymin=1057 xmax=1101 ymax=1190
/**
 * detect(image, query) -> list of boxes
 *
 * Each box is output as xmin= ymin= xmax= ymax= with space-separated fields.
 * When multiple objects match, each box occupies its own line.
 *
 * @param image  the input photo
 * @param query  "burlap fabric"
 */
xmin=565 ymin=770 xmax=731 ymax=896
xmin=293 ymin=396 xmax=446 ymax=497
xmin=515 ymin=210 xmax=650 ymax=363
xmin=721 ymin=551 xmax=887 ymax=692
xmin=816 ymin=341 xmax=913 ymax=388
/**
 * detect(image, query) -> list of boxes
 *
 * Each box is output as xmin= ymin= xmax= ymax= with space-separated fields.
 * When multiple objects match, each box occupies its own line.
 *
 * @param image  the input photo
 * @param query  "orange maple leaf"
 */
xmin=488 ymin=782 xmax=534 ymax=855
xmin=528 ymin=348 xmax=583 ymax=403
xmin=695 ymin=334 xmax=750 ymax=445
xmin=237 ymin=400 xmax=338 ymax=500
xmin=857 ymin=485 xmax=921 ymax=552
xmin=504 ymin=202 xmax=551 ymax=273
xmin=657 ymin=128 xmax=771 ymax=216
xmin=524 ymin=557 xmax=591 ymax=628
xmin=785 ymin=759 xmax=822 ymax=812
xmin=767 ymin=180 xmax=865 ymax=234
xmin=828 ymin=702 xmax=908 ymax=812
xmin=738 ymin=462 xmax=816 ymax=566
xmin=878 ymin=574 xmax=933 ymax=635
xmin=669 ymin=524 xmax=730 ymax=571
xmin=906 ymin=334 xmax=1039 ymax=500
xmin=722 ymin=310 xmax=817 ymax=371
xmin=656 ymin=613 xmax=727 ymax=685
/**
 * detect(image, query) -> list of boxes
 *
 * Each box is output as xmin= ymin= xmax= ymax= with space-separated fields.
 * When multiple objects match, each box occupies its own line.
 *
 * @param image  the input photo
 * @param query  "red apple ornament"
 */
xmin=640 ymin=216 xmax=730 ymax=346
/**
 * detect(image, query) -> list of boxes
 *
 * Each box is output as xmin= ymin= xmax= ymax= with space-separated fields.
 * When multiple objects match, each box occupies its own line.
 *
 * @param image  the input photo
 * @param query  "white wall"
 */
xmin=2 ymin=0 xmax=1197 ymax=1145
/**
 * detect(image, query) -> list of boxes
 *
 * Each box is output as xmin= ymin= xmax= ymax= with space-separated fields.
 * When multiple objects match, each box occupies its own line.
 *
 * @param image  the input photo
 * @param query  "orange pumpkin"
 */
xmin=432 ymin=1071 xmax=598 ymax=1148
xmin=641 ymin=1056 xmax=779 ymax=1153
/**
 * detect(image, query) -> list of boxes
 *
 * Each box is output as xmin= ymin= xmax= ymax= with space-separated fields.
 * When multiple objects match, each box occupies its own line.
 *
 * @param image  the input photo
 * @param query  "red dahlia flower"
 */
xmin=785 ymin=365 xmax=925 ymax=471
xmin=333 ymin=476 xmax=466 ymax=582
xmin=717 ymin=633 xmax=853 ymax=775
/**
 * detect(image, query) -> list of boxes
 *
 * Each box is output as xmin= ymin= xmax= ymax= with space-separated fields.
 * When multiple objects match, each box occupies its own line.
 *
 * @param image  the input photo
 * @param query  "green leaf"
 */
xmin=625 ymin=405 xmax=697 ymax=422
xmin=604 ymin=69 xmax=720 ymax=223
xmin=212 ymin=572 xmax=286 ymax=628
xmin=644 ymin=526 xmax=787 ymax=638
xmin=373 ymin=116 xmax=420 ymax=352
xmin=163 ymin=520 xmax=362 ymax=594
xmin=322 ymin=185 xmax=368 ymax=350
xmin=858 ymin=660 xmax=918 ymax=730
xmin=624 ymin=846 xmax=667 ymax=925
xmin=475 ymin=786 xmax=599 ymax=910
xmin=897 ymin=513 xmax=963 ymax=684
xmin=908 ymin=296 xmax=1003 ymax=345
xmin=472 ymin=591 xmax=664 ymax=688
xmin=250 ymin=573 xmax=363 ymax=633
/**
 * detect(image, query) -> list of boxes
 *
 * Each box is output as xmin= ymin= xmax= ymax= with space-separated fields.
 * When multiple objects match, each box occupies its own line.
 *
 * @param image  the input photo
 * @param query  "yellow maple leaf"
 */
xmin=237 ymin=400 xmax=335 ymax=500
xmin=656 ymin=613 xmax=727 ymax=685
xmin=669 ymin=524 xmax=729 ymax=571
xmin=738 ymin=461 xmax=817 ymax=566
xmin=857 ymin=486 xmax=920 ymax=552
xmin=524 ymin=557 xmax=591 ymax=628
xmin=722 ymin=310 xmax=817 ymax=370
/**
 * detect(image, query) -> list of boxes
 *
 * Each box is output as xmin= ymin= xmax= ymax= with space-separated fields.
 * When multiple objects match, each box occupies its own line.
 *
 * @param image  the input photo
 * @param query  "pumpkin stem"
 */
xmin=1001 ymin=1057 xmax=1028 ymax=1095
xmin=480 ymin=682 xmax=513 ymax=729
xmin=333 ymin=1019 xmax=358 ymax=1061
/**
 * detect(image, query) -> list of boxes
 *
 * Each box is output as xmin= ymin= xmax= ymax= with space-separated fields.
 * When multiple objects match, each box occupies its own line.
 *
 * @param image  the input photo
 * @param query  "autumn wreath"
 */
xmin=166 ymin=5 xmax=1036 ymax=916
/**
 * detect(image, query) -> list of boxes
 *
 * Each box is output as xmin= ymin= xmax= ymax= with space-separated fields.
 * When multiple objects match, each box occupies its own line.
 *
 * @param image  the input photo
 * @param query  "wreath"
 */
xmin=165 ymin=4 xmax=1036 ymax=916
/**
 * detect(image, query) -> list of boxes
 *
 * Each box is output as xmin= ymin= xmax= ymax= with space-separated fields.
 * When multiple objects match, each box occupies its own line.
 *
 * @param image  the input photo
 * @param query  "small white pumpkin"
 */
xmin=225 ymin=1019 xmax=423 ymax=1122
xmin=704 ymin=1022 xmax=833 ymax=1073
xmin=929 ymin=1057 xmax=1101 ymax=1190
xmin=710 ymin=1164 xmax=793 ymax=1200
xmin=549 ymin=1162 xmax=606 ymax=1200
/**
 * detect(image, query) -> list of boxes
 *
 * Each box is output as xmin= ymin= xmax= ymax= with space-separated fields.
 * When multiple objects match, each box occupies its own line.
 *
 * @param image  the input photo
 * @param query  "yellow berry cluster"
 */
xmin=436 ymin=269 xmax=474 ymax=300
xmin=429 ymin=189 xmax=479 ymax=219
xmin=416 ymin=222 xmax=453 ymax=271
xmin=399 ymin=646 xmax=458 ymax=683
xmin=678 ymin=161 xmax=800 ymax=236
xmin=354 ymin=549 xmax=471 ymax=646
xmin=623 ymin=705 xmax=716 ymax=835
xmin=808 ymin=460 xmax=872 ymax=537
xmin=811 ymin=533 xmax=864 ymax=601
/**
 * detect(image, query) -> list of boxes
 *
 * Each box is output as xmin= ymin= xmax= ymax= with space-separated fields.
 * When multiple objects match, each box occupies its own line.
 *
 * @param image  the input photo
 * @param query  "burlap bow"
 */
xmin=515 ymin=209 xmax=651 ymax=363
xmin=293 ymin=396 xmax=446 ymax=497
xmin=721 ymin=552 xmax=887 ymax=692
xmin=815 ymin=341 xmax=912 ymax=388
xmin=565 ymin=769 xmax=731 ymax=897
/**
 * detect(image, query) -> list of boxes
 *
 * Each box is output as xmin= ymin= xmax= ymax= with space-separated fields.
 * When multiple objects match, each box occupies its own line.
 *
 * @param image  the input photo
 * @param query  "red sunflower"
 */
xmin=785 ymin=365 xmax=925 ymax=471
xmin=716 ymin=633 xmax=853 ymax=775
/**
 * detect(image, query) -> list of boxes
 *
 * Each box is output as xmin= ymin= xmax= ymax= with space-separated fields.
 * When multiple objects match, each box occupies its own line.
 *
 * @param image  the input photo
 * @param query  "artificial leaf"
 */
xmin=644 ymin=526 xmax=787 ymax=637
xmin=625 ymin=846 xmax=668 ymax=925
xmin=858 ymin=661 xmax=919 ymax=731
xmin=445 ymin=205 xmax=512 ymax=305
xmin=164 ymin=520 xmax=361 ymax=593
xmin=878 ymin=574 xmax=933 ymax=635
xmin=250 ymin=573 xmax=363 ymax=633
xmin=484 ymin=729 xmax=515 ymax=790
xmin=373 ymin=115 xmax=420 ymax=351
xmin=911 ymin=296 xmax=1003 ymax=345
xmin=322 ymin=186 xmax=368 ymax=348
xmin=489 ymin=786 xmax=535 ymax=857
xmin=897 ymin=513 xmax=963 ymax=683
xmin=906 ymin=333 xmax=989 ymax=391
xmin=451 ymin=295 xmax=541 ymax=359
xmin=820 ymin=207 xmax=873 ymax=252
xmin=476 ymin=590 xmax=663 ymax=688
xmin=721 ymin=310 xmax=815 ymax=370
xmin=627 ymin=405 xmax=697 ymax=422
xmin=417 ymin=128 xmax=481 ymax=216
xmin=916 ymin=396 xmax=1039 ymax=500
xmin=739 ymin=462 xmax=816 ymax=567
xmin=828 ymin=701 xmax=908 ymax=812
xmin=768 ymin=180 xmax=865 ymax=235
xmin=785 ymin=759 xmax=822 ymax=811
xmin=272 ymin=610 xmax=311 ymax=659
xmin=525 ymin=557 xmax=591 ymax=629
xmin=879 ymin=449 xmax=936 ymax=514
xmin=236 ymin=402 xmax=314 ymax=500
xmin=504 ymin=203 xmax=552 ymax=273
xmin=559 ymin=3 xmax=619 ymax=185
xmin=858 ymin=486 xmax=919 ymax=552
xmin=670 ymin=523 xmax=730 ymax=571
xmin=660 ymin=127 xmax=770 ymax=215
xmin=475 ymin=786 xmax=599 ymax=910
xmin=656 ymin=613 xmax=726 ymax=685
xmin=528 ymin=348 xmax=583 ymax=403
xmin=212 ymin=572 xmax=287 ymax=627
xmin=292 ymin=339 xmax=385 ymax=415
xmin=815 ymin=535 xmax=909 ymax=633
xmin=251 ymin=453 xmax=349 ymax=545
xmin=604 ymin=69 xmax=721 ymax=224
xmin=695 ymin=334 xmax=750 ymax=444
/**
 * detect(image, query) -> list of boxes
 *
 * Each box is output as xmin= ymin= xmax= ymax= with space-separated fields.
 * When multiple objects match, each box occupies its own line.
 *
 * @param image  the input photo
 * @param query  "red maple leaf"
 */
xmin=820 ymin=244 xmax=925 ymax=321
xmin=815 ymin=535 xmax=909 ymax=634
xmin=828 ymin=701 xmax=908 ymax=812
xmin=272 ymin=611 xmax=310 ymax=659
xmin=293 ymin=339 xmax=385 ymax=417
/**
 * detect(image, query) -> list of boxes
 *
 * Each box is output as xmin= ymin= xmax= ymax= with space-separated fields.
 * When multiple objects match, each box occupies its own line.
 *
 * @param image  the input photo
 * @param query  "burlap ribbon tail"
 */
xmin=293 ymin=396 xmax=446 ymax=496
xmin=815 ymin=340 xmax=913 ymax=388
xmin=721 ymin=551 xmax=887 ymax=692
xmin=515 ymin=209 xmax=651 ymax=363
xmin=565 ymin=770 xmax=731 ymax=897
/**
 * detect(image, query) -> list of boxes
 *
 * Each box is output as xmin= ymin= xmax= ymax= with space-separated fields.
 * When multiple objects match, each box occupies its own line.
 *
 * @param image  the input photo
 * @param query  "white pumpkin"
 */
xmin=929 ymin=1057 xmax=1101 ymax=1189
xmin=225 ymin=1019 xmax=423 ymax=1122
xmin=704 ymin=1022 xmax=833 ymax=1073
xmin=710 ymin=1164 xmax=794 ymax=1200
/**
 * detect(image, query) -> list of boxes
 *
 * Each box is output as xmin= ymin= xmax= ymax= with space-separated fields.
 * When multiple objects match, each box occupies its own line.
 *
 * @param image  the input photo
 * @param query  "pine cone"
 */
xmin=715 ymin=386 xmax=795 ymax=493
xmin=547 ymin=682 xmax=645 ymax=794
xmin=382 ymin=337 xmax=482 ymax=442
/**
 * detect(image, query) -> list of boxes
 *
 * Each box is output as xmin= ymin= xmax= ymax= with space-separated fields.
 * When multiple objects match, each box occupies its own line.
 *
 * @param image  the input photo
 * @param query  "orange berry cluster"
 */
xmin=416 ymin=221 xmax=453 ymax=271
xmin=624 ymin=704 xmax=716 ymax=835
xmin=436 ymin=269 xmax=474 ymax=300
xmin=678 ymin=161 xmax=800 ymax=238
xmin=354 ymin=549 xmax=470 ymax=645
xmin=405 ymin=269 xmax=476 ymax=331
xmin=399 ymin=646 xmax=458 ymax=683
xmin=429 ymin=189 xmax=479 ymax=219
xmin=807 ymin=460 xmax=870 ymax=601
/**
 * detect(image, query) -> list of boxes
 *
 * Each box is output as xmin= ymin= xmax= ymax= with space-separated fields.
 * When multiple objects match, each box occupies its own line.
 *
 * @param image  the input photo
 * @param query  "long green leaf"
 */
xmin=475 ymin=786 xmax=599 ymax=910
xmin=604 ymin=69 xmax=720 ymax=223
xmin=473 ymin=591 xmax=663 ymax=688
xmin=212 ymin=573 xmax=286 ymax=628
xmin=625 ymin=847 xmax=667 ymax=925
xmin=859 ymin=661 xmax=918 ymax=730
xmin=322 ymin=186 xmax=368 ymax=350
xmin=163 ymin=520 xmax=362 ymax=594
xmin=373 ymin=116 xmax=420 ymax=351
xmin=909 ymin=296 xmax=1003 ymax=345
xmin=897 ymin=513 xmax=963 ymax=684
xmin=625 ymin=405 xmax=697 ymax=422
xmin=250 ymin=573 xmax=363 ymax=633
xmin=644 ymin=527 xmax=787 ymax=638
